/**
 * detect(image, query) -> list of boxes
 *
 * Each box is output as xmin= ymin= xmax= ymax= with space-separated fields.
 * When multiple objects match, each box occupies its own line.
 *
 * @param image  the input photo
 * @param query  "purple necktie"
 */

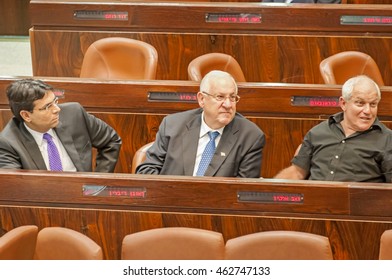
xmin=43 ymin=133 xmax=63 ymax=171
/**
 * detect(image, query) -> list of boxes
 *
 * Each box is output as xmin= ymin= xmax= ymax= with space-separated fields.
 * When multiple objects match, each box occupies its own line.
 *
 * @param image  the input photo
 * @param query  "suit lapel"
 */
xmin=54 ymin=122 xmax=83 ymax=171
xmin=18 ymin=123 xmax=47 ymax=169
xmin=182 ymin=113 xmax=202 ymax=175
xmin=204 ymin=118 xmax=239 ymax=176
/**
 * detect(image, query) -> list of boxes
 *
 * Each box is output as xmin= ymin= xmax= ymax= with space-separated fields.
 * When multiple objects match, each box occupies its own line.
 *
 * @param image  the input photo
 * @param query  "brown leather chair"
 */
xmin=121 ymin=227 xmax=225 ymax=260
xmin=80 ymin=37 xmax=158 ymax=80
xmin=225 ymin=230 xmax=333 ymax=260
xmin=379 ymin=229 xmax=392 ymax=260
xmin=34 ymin=227 xmax=103 ymax=260
xmin=0 ymin=225 xmax=38 ymax=260
xmin=319 ymin=51 xmax=384 ymax=86
xmin=188 ymin=53 xmax=246 ymax=82
xmin=131 ymin=141 xmax=154 ymax=173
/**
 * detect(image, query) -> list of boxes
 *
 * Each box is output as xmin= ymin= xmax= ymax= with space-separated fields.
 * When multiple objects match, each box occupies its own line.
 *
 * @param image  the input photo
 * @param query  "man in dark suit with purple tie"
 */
xmin=0 ymin=79 xmax=121 ymax=172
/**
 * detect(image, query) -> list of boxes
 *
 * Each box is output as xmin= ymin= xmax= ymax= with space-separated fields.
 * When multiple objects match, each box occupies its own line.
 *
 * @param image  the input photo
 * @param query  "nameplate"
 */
xmin=341 ymin=15 xmax=392 ymax=25
xmin=74 ymin=10 xmax=129 ymax=21
xmin=238 ymin=191 xmax=304 ymax=204
xmin=82 ymin=185 xmax=146 ymax=198
xmin=291 ymin=96 xmax=340 ymax=107
xmin=148 ymin=91 xmax=197 ymax=103
xmin=205 ymin=13 xmax=262 ymax=23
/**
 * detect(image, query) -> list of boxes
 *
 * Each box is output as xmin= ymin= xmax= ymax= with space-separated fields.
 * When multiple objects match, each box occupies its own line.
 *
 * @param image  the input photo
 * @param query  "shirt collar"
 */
xmin=328 ymin=111 xmax=382 ymax=131
xmin=199 ymin=112 xmax=225 ymax=138
xmin=23 ymin=123 xmax=55 ymax=145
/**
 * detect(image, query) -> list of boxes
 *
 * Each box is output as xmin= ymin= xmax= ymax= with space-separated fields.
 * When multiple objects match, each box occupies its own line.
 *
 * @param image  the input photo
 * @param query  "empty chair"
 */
xmin=80 ymin=37 xmax=158 ymax=80
xmin=319 ymin=51 xmax=384 ymax=86
xmin=121 ymin=227 xmax=225 ymax=260
xmin=379 ymin=229 xmax=392 ymax=260
xmin=0 ymin=225 xmax=38 ymax=260
xmin=34 ymin=227 xmax=103 ymax=260
xmin=188 ymin=53 xmax=246 ymax=82
xmin=131 ymin=141 xmax=154 ymax=173
xmin=225 ymin=230 xmax=333 ymax=260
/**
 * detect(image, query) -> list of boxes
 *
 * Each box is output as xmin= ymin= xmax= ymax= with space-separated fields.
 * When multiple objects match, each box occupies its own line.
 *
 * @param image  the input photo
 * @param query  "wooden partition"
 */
xmin=1 ymin=170 xmax=392 ymax=259
xmin=29 ymin=1 xmax=392 ymax=84
xmin=0 ymin=0 xmax=387 ymax=35
xmin=1 ymin=77 xmax=392 ymax=177
xmin=0 ymin=0 xmax=30 ymax=35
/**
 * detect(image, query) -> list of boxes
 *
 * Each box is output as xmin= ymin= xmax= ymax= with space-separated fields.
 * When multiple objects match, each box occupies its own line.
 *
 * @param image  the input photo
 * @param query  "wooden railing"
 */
xmin=1 ymin=169 xmax=392 ymax=259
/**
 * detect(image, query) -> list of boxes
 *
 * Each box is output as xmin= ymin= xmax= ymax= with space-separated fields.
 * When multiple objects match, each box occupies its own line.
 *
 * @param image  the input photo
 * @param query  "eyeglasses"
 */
xmin=37 ymin=96 xmax=59 ymax=111
xmin=201 ymin=91 xmax=240 ymax=103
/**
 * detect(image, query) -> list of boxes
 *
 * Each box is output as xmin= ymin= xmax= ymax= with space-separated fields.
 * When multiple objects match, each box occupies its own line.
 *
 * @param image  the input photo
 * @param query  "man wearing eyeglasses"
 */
xmin=0 ymin=79 xmax=122 ymax=172
xmin=136 ymin=70 xmax=265 ymax=177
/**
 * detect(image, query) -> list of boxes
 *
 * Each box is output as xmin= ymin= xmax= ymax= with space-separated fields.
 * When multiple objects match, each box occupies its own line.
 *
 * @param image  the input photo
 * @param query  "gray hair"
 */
xmin=199 ymin=70 xmax=238 ymax=94
xmin=342 ymin=75 xmax=381 ymax=101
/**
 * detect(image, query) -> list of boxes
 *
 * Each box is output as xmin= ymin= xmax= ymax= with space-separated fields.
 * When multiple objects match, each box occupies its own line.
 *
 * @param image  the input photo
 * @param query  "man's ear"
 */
xmin=197 ymin=91 xmax=205 ymax=108
xmin=20 ymin=110 xmax=32 ymax=122
xmin=339 ymin=96 xmax=346 ymax=112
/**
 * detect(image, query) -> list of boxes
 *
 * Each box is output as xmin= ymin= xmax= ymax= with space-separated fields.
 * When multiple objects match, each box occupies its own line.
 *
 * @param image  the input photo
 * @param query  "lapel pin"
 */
xmin=220 ymin=152 xmax=226 ymax=157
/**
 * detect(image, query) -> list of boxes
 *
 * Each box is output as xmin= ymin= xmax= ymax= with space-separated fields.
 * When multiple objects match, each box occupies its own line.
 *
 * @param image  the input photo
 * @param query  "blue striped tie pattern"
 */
xmin=43 ymin=133 xmax=63 ymax=171
xmin=196 ymin=131 xmax=220 ymax=176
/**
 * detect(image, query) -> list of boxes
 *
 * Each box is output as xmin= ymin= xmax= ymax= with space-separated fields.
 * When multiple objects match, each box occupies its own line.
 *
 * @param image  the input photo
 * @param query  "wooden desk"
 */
xmin=0 ymin=170 xmax=392 ymax=259
xmin=29 ymin=1 xmax=392 ymax=84
xmin=1 ymin=77 xmax=392 ymax=177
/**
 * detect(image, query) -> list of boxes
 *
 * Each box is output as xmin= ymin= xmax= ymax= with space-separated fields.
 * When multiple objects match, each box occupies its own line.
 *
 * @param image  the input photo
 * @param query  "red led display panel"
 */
xmin=341 ymin=15 xmax=392 ymax=25
xmin=74 ymin=10 xmax=128 ymax=21
xmin=205 ymin=13 xmax=261 ymax=24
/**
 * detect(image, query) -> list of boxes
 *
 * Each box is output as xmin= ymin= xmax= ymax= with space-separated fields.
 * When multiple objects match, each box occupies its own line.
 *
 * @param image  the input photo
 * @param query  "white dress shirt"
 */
xmin=24 ymin=124 xmax=77 ymax=171
xmin=192 ymin=112 xmax=224 ymax=176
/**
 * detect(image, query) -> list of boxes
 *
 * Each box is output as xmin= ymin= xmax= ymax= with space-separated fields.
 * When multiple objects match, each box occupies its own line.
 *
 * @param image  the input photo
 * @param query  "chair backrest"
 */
xmin=80 ymin=37 xmax=158 ymax=80
xmin=379 ymin=229 xmax=392 ymax=260
xmin=225 ymin=230 xmax=333 ymax=260
xmin=121 ymin=227 xmax=225 ymax=260
xmin=0 ymin=225 xmax=38 ymax=260
xmin=131 ymin=141 xmax=154 ymax=173
xmin=319 ymin=51 xmax=384 ymax=86
xmin=34 ymin=227 xmax=103 ymax=260
xmin=188 ymin=53 xmax=246 ymax=82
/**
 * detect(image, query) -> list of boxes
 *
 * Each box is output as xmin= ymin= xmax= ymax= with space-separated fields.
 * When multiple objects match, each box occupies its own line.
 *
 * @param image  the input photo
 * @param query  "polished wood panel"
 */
xmin=29 ymin=2 xmax=392 ymax=84
xmin=0 ymin=0 xmax=30 ymax=35
xmin=0 ymin=170 xmax=392 ymax=259
xmin=29 ymin=31 xmax=392 ymax=84
xmin=0 ymin=0 xmax=388 ymax=35
xmin=0 ymin=171 xmax=351 ymax=214
xmin=30 ymin=2 xmax=392 ymax=32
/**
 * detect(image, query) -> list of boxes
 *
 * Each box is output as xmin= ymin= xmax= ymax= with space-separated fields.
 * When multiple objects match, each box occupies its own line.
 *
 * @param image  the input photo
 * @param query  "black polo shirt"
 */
xmin=292 ymin=112 xmax=392 ymax=182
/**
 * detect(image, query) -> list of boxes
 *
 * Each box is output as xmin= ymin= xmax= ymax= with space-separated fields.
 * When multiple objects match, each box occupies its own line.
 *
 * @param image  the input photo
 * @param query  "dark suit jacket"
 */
xmin=0 ymin=102 xmax=121 ymax=172
xmin=136 ymin=108 xmax=265 ymax=178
